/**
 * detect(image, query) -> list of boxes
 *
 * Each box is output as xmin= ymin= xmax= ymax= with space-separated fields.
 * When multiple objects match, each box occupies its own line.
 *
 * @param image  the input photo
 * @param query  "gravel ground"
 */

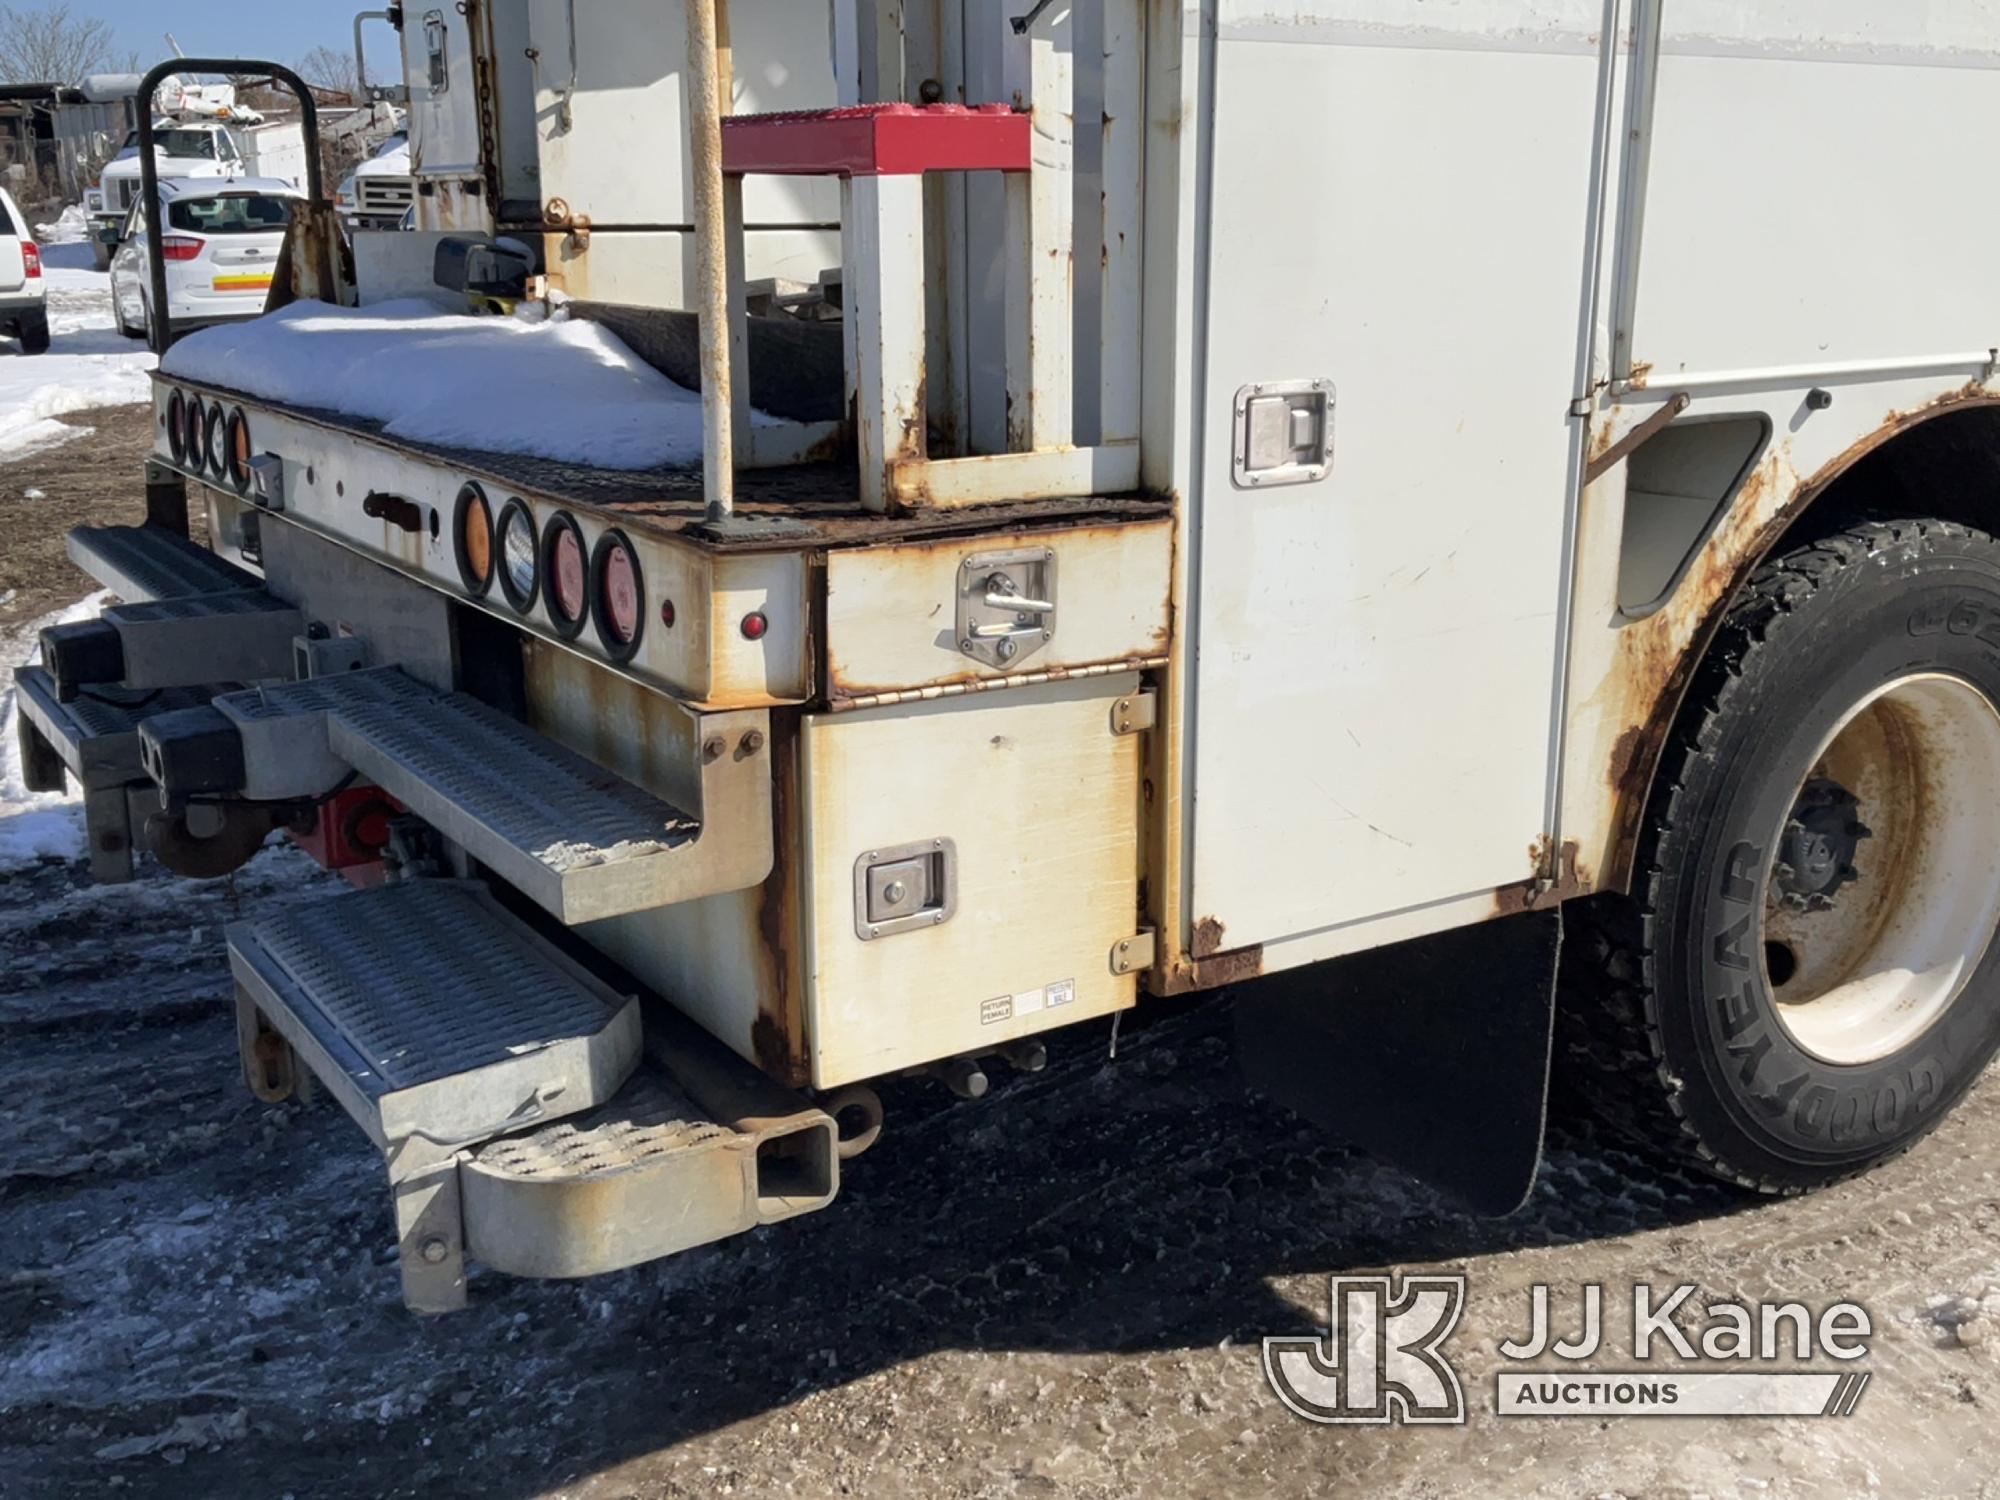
xmin=4 ymin=330 xmax=2000 ymax=1500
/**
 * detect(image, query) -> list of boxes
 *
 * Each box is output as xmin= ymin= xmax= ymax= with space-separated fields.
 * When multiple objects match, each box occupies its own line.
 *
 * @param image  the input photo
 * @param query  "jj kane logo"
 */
xmin=1265 ymin=1277 xmax=1874 ymax=1425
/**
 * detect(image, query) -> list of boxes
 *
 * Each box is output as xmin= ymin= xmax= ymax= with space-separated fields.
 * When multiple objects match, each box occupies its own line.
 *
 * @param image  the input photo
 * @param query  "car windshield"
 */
xmin=167 ymin=194 xmax=294 ymax=235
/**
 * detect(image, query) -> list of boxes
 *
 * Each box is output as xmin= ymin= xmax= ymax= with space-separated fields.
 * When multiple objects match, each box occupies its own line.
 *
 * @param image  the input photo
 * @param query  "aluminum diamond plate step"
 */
xmin=67 ymin=524 xmax=259 ymax=603
xmin=13 ymin=666 xmax=219 ymax=789
xmin=208 ymin=666 xmax=769 ymax=925
xmin=227 ymin=880 xmax=642 ymax=1150
xmin=460 ymin=1058 xmax=837 ymax=1280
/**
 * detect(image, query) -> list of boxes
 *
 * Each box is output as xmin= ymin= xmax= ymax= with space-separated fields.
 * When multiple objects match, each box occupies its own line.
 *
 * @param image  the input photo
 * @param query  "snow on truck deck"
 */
xmin=160 ymin=298 xmax=778 ymax=472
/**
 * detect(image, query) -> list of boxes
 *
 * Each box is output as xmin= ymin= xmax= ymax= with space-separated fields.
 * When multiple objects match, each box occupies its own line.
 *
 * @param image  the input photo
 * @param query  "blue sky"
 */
xmin=95 ymin=1 xmax=371 ymax=74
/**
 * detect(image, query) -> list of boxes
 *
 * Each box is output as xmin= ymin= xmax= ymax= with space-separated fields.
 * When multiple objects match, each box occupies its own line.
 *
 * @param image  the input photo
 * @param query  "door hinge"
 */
xmin=1111 ymin=690 xmax=1156 ymax=736
xmin=1110 ymin=929 xmax=1157 ymax=975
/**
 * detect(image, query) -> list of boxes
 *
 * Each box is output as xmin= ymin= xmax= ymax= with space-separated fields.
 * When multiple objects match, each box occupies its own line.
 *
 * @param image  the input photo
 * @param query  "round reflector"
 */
xmin=453 ymin=484 xmax=494 ymax=597
xmin=225 ymin=408 xmax=252 ymax=493
xmin=496 ymin=499 xmax=538 ymax=612
xmin=204 ymin=404 xmax=229 ymax=480
xmin=184 ymin=396 xmax=208 ymax=472
xmin=166 ymin=390 xmax=187 ymax=464
xmin=591 ymin=529 xmax=645 ymax=659
xmin=542 ymin=512 xmax=588 ymax=638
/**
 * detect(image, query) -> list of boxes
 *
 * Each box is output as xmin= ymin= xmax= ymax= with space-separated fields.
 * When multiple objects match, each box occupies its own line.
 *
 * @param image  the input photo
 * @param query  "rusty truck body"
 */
xmin=19 ymin=0 xmax=2000 ymax=1311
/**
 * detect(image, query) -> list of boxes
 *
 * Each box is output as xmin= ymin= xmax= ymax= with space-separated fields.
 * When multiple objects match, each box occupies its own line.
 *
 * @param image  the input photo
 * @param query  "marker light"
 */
xmin=542 ymin=512 xmax=588 ymax=638
xmin=591 ymin=530 xmax=644 ymax=660
xmin=225 ymin=408 xmax=252 ymax=492
xmin=496 ymin=499 xmax=538 ymax=612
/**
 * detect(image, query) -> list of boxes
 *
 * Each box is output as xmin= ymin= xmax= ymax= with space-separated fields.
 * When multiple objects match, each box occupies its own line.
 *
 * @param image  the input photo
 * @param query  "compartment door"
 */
xmin=802 ymin=677 xmax=1143 ymax=1088
xmin=1188 ymin=1 xmax=1608 ymax=952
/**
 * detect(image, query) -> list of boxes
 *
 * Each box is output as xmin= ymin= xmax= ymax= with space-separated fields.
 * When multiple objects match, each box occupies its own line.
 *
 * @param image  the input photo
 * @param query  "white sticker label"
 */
xmin=1046 ymin=978 xmax=1077 ymax=1008
xmin=1013 ymin=987 xmax=1046 ymax=1017
xmin=980 ymin=996 xmax=1013 ymax=1026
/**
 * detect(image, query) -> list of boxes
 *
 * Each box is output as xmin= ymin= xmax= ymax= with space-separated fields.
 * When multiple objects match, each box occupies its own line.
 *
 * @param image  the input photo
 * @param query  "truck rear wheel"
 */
xmin=1561 ymin=519 xmax=2000 ymax=1193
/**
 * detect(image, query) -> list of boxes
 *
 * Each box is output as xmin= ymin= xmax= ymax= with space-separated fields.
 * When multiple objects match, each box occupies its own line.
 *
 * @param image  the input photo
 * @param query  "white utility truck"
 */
xmin=85 ymin=81 xmax=302 ymax=269
xmin=19 ymin=1 xmax=2000 ymax=1313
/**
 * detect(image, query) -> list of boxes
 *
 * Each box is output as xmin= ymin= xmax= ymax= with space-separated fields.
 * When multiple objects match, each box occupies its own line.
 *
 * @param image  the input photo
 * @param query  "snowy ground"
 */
xmin=0 ymin=230 xmax=155 ymax=464
xmin=5 ymin=229 xmax=2000 ymax=1499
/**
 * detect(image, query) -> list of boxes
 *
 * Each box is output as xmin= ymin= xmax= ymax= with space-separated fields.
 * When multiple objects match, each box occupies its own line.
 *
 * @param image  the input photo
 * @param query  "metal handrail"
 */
xmin=137 ymin=59 xmax=324 ymax=354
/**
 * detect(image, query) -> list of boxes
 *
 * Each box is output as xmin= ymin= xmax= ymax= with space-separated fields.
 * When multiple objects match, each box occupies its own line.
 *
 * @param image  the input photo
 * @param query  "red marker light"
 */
xmin=741 ymin=611 xmax=768 ymax=641
xmin=659 ymin=599 xmax=676 ymax=628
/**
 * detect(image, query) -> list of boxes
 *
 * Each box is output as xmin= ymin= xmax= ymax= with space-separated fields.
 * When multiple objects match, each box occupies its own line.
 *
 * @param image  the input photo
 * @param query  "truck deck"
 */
xmin=171 ymin=377 xmax=1173 ymax=554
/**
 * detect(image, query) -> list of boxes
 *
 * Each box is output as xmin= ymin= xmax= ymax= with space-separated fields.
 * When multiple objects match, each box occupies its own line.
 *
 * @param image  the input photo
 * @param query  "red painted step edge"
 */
xmin=721 ymin=103 xmax=1031 ymax=177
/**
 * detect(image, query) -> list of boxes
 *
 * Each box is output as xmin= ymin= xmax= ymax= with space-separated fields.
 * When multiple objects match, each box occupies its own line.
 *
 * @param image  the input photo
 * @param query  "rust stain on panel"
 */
xmin=1492 ymin=839 xmax=1587 ymax=918
xmin=751 ymin=711 xmax=810 ymax=1088
xmin=1591 ymin=389 xmax=2000 ymax=891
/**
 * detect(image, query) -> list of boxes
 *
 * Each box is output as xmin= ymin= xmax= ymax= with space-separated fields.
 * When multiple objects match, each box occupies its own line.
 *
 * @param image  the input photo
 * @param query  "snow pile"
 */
xmin=0 ymin=363 xmax=151 ymax=457
xmin=162 ymin=298 xmax=758 ymax=471
xmin=34 ymin=204 xmax=90 ymax=245
xmin=0 ymin=594 xmax=109 ymax=868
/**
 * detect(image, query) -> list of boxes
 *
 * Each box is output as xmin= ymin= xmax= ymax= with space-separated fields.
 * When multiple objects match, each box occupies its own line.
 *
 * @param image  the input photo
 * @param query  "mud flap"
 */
xmin=1234 ymin=907 xmax=1561 ymax=1216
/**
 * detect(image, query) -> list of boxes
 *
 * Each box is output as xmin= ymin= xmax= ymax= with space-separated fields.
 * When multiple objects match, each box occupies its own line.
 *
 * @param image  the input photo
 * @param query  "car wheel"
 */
xmin=1561 ymin=519 xmax=2000 ymax=1193
xmin=18 ymin=311 xmax=50 ymax=354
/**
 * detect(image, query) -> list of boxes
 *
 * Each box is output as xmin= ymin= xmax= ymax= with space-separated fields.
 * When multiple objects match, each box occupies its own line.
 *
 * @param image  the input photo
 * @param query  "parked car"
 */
xmin=0 ymin=185 xmax=49 ymax=354
xmin=108 ymin=178 xmax=301 ymax=339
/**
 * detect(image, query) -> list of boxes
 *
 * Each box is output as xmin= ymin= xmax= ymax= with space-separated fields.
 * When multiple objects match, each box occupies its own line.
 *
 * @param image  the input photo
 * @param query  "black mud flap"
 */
xmin=1234 ymin=907 xmax=1561 ymax=1216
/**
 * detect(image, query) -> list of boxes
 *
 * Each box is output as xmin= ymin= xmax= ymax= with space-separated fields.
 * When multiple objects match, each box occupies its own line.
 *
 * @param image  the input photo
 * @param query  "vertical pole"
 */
xmin=717 ymin=4 xmax=752 ymax=466
xmin=685 ymin=0 xmax=735 ymax=521
xmin=1003 ymin=4 xmax=1074 ymax=454
xmin=849 ymin=174 xmax=929 ymax=513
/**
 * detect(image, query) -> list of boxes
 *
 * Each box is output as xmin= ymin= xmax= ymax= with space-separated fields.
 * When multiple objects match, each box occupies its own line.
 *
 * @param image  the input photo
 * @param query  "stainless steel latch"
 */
xmin=1232 ymin=379 xmax=1335 ymax=489
xmin=854 ymin=838 xmax=957 ymax=940
xmin=957 ymin=548 xmax=1057 ymax=670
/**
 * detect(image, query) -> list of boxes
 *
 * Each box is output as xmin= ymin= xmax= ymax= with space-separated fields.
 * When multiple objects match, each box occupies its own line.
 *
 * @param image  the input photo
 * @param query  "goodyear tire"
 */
xmin=1562 ymin=520 xmax=2000 ymax=1193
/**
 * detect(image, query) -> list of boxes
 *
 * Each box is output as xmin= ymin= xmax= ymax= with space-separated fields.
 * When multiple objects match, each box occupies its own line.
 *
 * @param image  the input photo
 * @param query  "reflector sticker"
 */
xmin=212 ymin=275 xmax=273 ymax=292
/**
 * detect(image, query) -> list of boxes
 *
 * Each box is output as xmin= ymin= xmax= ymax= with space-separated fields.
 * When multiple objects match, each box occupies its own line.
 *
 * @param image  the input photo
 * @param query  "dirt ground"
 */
xmin=4 ymin=416 xmax=2000 ymax=1498
xmin=0 ymin=403 xmax=167 ymax=632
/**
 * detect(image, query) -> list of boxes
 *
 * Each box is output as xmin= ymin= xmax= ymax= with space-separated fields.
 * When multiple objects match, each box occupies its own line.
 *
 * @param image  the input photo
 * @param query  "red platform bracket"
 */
xmin=721 ymin=103 xmax=1030 ymax=178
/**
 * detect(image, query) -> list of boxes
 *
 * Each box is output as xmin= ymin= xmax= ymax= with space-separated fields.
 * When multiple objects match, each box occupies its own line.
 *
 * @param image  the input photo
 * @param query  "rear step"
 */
xmin=227 ymin=879 xmax=836 ymax=1312
xmin=11 ymin=665 xmax=222 ymax=881
xmin=67 ymin=524 xmax=259 ymax=603
xmin=41 ymin=591 xmax=301 ymax=698
xmin=194 ymin=666 xmax=772 ymax=924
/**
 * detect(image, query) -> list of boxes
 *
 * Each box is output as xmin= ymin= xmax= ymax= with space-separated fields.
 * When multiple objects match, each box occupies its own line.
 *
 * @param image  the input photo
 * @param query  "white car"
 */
xmin=108 ymin=178 xmax=301 ymax=339
xmin=0 ymin=185 xmax=48 ymax=354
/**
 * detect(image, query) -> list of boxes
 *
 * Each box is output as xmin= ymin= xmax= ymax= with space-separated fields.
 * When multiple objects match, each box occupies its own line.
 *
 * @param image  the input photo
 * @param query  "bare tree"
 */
xmin=0 ymin=3 xmax=118 ymax=85
xmin=297 ymin=44 xmax=359 ymax=104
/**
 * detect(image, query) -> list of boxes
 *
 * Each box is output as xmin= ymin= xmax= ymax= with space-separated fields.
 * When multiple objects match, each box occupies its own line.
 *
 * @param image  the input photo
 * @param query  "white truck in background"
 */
xmin=85 ymin=81 xmax=305 ymax=269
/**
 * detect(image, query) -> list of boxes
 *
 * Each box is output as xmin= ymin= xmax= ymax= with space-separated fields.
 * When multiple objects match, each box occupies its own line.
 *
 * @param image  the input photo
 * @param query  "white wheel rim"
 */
xmin=1762 ymin=673 xmax=2000 ymax=1065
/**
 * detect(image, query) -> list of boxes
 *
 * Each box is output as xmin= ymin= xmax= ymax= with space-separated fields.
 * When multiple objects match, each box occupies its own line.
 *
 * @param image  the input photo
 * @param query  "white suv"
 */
xmin=0 ymin=185 xmax=49 ymax=354
xmin=108 ymin=178 xmax=300 ymax=338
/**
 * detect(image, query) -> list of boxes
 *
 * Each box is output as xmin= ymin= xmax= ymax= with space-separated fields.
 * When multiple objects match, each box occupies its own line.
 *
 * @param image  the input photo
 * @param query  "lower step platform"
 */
xmin=227 ymin=879 xmax=836 ymax=1311
xmin=67 ymin=523 xmax=259 ymax=603
xmin=11 ymin=665 xmax=223 ymax=881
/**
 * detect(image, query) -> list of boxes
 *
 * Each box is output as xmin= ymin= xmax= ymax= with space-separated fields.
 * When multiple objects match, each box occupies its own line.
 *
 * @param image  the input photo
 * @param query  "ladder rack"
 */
xmin=681 ymin=0 xmax=1148 ymax=517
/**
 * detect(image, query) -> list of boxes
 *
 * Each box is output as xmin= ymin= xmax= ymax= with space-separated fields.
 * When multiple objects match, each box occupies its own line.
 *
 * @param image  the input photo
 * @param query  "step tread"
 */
xmin=67 ymin=525 xmax=259 ymax=603
xmin=107 ymin=589 xmax=295 ymax=624
xmin=228 ymin=880 xmax=641 ymax=1146
xmin=332 ymin=689 xmax=701 ymax=873
xmin=14 ymin=665 xmax=219 ymax=782
xmin=468 ymin=1071 xmax=735 ymax=1182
